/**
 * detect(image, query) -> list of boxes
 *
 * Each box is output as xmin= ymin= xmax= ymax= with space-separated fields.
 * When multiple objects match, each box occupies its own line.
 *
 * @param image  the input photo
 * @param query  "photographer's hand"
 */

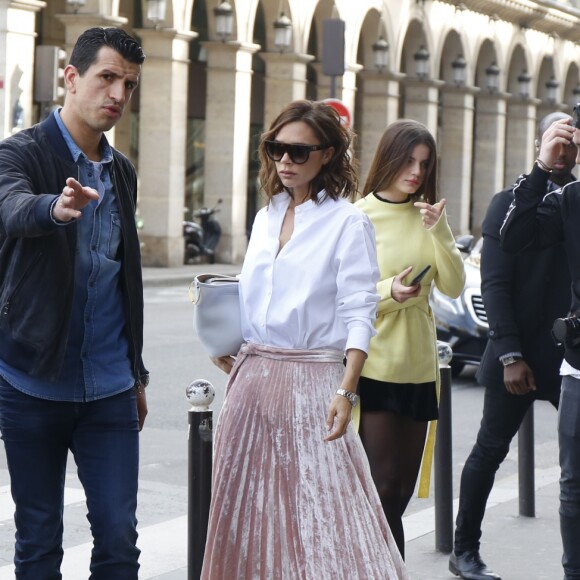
xmin=537 ymin=119 xmax=575 ymax=171
xmin=503 ymin=359 xmax=536 ymax=395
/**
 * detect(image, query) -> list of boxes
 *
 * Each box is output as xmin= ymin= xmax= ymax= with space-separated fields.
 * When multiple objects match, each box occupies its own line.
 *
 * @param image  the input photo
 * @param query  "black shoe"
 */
xmin=449 ymin=550 xmax=501 ymax=580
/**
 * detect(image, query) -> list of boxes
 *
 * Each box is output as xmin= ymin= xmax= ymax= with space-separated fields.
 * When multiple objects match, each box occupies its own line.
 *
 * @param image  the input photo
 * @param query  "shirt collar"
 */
xmin=53 ymin=108 xmax=113 ymax=165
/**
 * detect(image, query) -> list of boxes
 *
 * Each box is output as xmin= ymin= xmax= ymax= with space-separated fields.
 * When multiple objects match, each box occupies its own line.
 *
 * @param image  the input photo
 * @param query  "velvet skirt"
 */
xmin=201 ymin=342 xmax=408 ymax=580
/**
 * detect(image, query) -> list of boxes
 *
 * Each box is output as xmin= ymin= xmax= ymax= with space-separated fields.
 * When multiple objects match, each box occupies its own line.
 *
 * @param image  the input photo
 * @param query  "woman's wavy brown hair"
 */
xmin=258 ymin=100 xmax=358 ymax=202
xmin=361 ymin=119 xmax=437 ymax=205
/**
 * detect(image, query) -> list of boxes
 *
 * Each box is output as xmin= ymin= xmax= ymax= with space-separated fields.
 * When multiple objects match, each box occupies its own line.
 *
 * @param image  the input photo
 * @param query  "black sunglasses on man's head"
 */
xmin=264 ymin=140 xmax=329 ymax=165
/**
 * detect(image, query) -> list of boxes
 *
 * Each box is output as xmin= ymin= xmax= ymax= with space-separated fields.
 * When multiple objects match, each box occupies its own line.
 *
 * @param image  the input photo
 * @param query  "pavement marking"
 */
xmin=0 ymin=465 xmax=561 ymax=578
xmin=403 ymin=464 xmax=560 ymax=541
xmin=0 ymin=484 xmax=86 ymax=522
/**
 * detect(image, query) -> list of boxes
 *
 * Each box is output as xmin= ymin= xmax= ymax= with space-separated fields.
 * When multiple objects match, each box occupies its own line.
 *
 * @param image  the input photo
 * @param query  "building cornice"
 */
xmin=437 ymin=0 xmax=580 ymax=41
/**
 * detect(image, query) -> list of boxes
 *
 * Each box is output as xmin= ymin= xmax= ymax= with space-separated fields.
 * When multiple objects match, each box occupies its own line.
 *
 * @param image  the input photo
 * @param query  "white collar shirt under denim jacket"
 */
xmin=239 ymin=190 xmax=380 ymax=354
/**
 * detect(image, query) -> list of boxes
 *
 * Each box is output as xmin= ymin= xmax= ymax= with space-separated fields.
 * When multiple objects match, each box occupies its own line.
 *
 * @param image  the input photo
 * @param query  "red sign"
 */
xmin=323 ymin=98 xmax=352 ymax=128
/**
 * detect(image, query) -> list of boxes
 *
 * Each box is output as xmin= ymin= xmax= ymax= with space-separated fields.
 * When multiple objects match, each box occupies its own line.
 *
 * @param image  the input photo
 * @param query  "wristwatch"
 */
xmin=336 ymin=389 xmax=359 ymax=407
xmin=501 ymin=355 xmax=522 ymax=367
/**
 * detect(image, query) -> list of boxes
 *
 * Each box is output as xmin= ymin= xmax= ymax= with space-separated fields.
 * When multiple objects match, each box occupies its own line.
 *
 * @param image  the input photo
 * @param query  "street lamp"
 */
xmin=214 ymin=1 xmax=234 ymax=42
xmin=545 ymin=75 xmax=559 ymax=105
xmin=414 ymin=45 xmax=430 ymax=80
xmin=66 ymin=0 xmax=85 ymax=13
xmin=372 ymin=36 xmax=389 ymax=72
xmin=518 ymin=69 xmax=531 ymax=98
xmin=273 ymin=12 xmax=292 ymax=53
xmin=451 ymin=54 xmax=466 ymax=86
xmin=485 ymin=61 xmax=500 ymax=93
xmin=146 ymin=0 xmax=167 ymax=28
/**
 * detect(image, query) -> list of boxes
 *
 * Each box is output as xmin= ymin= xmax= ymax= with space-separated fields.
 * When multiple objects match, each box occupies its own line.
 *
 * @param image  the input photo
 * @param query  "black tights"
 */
xmin=359 ymin=410 xmax=428 ymax=560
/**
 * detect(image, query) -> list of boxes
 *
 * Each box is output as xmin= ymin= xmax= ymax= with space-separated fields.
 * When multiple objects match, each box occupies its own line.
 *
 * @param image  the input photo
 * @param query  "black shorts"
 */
xmin=358 ymin=375 xmax=439 ymax=422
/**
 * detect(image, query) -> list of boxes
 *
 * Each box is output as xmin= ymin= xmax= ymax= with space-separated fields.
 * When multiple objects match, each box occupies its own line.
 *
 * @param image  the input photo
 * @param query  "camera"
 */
xmin=552 ymin=316 xmax=580 ymax=348
xmin=573 ymin=103 xmax=580 ymax=129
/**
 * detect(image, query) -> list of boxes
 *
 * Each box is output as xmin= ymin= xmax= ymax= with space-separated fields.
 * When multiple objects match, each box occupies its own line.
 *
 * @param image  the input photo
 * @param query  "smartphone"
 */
xmin=409 ymin=264 xmax=431 ymax=286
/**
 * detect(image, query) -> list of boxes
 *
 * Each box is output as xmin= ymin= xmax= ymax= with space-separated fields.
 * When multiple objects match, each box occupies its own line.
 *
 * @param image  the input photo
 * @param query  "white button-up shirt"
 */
xmin=239 ymin=190 xmax=380 ymax=353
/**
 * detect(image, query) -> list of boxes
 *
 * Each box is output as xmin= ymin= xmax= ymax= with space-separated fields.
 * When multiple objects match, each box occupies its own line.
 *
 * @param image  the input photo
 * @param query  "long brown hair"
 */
xmin=362 ymin=119 xmax=437 ymax=205
xmin=258 ymin=100 xmax=358 ymax=202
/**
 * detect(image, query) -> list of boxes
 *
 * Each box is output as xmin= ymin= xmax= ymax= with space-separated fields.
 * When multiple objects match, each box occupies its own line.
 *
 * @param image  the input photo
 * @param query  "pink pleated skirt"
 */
xmin=201 ymin=343 xmax=408 ymax=580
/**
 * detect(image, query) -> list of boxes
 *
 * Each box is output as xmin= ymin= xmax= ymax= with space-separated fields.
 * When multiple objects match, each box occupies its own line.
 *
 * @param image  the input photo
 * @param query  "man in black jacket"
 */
xmin=0 ymin=28 xmax=147 ymax=579
xmin=501 ymin=114 xmax=580 ymax=580
xmin=449 ymin=112 xmax=576 ymax=580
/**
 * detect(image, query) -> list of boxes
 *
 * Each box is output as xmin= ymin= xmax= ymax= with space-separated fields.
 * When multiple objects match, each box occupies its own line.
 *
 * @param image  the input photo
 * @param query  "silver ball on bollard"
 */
xmin=437 ymin=340 xmax=453 ymax=367
xmin=186 ymin=379 xmax=215 ymax=411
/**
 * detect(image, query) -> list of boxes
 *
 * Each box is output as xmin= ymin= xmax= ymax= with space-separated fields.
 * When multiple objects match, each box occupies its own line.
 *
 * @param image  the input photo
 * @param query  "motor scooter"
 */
xmin=183 ymin=198 xmax=223 ymax=264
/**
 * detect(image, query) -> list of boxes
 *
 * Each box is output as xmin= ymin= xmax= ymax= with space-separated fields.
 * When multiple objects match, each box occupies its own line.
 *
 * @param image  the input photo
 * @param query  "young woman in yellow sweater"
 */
xmin=355 ymin=119 xmax=465 ymax=558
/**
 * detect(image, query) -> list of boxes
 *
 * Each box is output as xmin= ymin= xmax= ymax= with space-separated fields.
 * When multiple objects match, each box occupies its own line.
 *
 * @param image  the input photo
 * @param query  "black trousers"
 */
xmin=453 ymin=384 xmax=559 ymax=554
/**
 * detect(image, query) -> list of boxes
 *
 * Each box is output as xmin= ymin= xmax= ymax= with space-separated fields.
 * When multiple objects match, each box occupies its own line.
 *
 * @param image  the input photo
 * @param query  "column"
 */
xmin=438 ymin=86 xmax=478 ymax=234
xmin=340 ymin=63 xmax=362 ymax=126
xmin=471 ymin=92 xmax=508 ymax=235
xmin=203 ymin=41 xmax=259 ymax=264
xmin=505 ymin=97 xmax=540 ymax=186
xmin=260 ymin=51 xmax=313 ymax=128
xmin=135 ymin=28 xmax=195 ymax=267
xmin=357 ymin=70 xmax=403 ymax=181
xmin=0 ymin=0 xmax=45 ymax=137
xmin=402 ymin=78 xmax=443 ymax=137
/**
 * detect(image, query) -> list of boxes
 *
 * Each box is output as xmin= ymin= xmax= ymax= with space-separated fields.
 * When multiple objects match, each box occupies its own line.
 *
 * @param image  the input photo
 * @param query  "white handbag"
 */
xmin=189 ymin=273 xmax=243 ymax=357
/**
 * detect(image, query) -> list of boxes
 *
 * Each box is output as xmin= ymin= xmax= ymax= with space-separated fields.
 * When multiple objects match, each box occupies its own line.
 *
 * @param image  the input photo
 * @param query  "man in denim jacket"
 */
xmin=0 ymin=28 xmax=147 ymax=579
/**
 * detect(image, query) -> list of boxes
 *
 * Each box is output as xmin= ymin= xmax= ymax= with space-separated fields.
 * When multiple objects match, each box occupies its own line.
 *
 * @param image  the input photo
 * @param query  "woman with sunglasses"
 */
xmin=355 ymin=119 xmax=465 ymax=559
xmin=201 ymin=100 xmax=408 ymax=579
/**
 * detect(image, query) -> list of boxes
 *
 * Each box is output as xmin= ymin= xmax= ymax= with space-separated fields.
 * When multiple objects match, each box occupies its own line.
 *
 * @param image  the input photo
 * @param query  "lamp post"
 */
xmin=485 ymin=61 xmax=500 ymax=93
xmin=273 ymin=12 xmax=292 ymax=53
xmin=518 ymin=69 xmax=531 ymax=99
xmin=214 ymin=1 xmax=234 ymax=42
xmin=414 ymin=45 xmax=430 ymax=80
xmin=545 ymin=75 xmax=559 ymax=105
xmin=66 ymin=0 xmax=85 ymax=13
xmin=146 ymin=0 xmax=167 ymax=28
xmin=451 ymin=54 xmax=466 ymax=86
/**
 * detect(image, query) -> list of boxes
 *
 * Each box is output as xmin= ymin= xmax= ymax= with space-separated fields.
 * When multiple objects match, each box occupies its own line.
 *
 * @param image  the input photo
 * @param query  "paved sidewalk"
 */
xmin=405 ymin=479 xmax=563 ymax=579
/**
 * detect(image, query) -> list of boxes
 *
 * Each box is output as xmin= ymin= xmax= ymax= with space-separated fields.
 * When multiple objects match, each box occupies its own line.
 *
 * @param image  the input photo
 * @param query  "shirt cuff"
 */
xmin=49 ymin=196 xmax=75 ymax=226
xmin=499 ymin=351 xmax=523 ymax=362
xmin=345 ymin=322 xmax=373 ymax=354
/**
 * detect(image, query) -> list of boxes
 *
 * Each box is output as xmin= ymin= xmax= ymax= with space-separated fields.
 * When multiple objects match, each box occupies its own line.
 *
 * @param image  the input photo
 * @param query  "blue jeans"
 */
xmin=454 ymin=385 xmax=558 ymax=554
xmin=0 ymin=376 xmax=140 ymax=580
xmin=559 ymin=376 xmax=580 ymax=580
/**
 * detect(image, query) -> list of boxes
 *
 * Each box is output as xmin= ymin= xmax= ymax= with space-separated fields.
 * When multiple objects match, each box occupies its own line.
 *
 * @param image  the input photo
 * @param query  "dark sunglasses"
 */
xmin=574 ymin=103 xmax=580 ymax=129
xmin=264 ymin=140 xmax=329 ymax=165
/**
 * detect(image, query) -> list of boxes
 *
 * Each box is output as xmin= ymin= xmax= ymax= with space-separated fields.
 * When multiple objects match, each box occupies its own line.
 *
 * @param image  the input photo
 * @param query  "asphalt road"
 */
xmin=0 ymin=282 xmax=561 ymax=579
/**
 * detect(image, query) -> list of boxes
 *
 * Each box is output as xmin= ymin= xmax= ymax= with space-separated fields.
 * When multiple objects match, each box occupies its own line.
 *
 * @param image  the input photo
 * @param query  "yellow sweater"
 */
xmin=355 ymin=194 xmax=465 ymax=384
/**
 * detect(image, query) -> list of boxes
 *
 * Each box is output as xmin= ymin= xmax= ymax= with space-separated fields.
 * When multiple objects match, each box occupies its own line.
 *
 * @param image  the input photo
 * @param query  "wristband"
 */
xmin=535 ymin=158 xmax=553 ymax=173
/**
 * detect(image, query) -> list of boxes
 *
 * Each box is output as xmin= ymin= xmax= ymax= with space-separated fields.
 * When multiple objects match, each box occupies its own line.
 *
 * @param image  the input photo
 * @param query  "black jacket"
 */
xmin=477 ymin=182 xmax=571 ymax=398
xmin=0 ymin=114 xmax=146 ymax=383
xmin=501 ymin=164 xmax=580 ymax=371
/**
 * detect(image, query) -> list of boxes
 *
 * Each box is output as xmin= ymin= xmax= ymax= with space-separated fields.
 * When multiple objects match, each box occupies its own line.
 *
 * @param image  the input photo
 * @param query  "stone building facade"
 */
xmin=3 ymin=0 xmax=580 ymax=265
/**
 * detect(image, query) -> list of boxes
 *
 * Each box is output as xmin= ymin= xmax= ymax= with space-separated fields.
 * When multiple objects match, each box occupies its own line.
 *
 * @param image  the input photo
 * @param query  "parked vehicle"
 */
xmin=183 ymin=199 xmax=223 ymax=264
xmin=430 ymin=235 xmax=488 ymax=376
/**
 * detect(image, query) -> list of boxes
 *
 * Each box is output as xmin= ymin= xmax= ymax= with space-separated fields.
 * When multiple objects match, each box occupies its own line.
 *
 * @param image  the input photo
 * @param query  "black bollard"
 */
xmin=518 ymin=406 xmax=535 ymax=517
xmin=434 ymin=342 xmax=454 ymax=554
xmin=186 ymin=380 xmax=215 ymax=580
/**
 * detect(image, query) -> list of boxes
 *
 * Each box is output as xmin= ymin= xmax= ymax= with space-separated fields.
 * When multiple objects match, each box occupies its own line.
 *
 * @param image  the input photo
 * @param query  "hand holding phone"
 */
xmin=409 ymin=264 xmax=431 ymax=286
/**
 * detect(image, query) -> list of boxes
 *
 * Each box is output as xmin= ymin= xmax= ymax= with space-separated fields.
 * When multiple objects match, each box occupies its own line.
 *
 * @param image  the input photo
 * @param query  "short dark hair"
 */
xmin=69 ymin=27 xmax=145 ymax=75
xmin=258 ymin=100 xmax=358 ymax=202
